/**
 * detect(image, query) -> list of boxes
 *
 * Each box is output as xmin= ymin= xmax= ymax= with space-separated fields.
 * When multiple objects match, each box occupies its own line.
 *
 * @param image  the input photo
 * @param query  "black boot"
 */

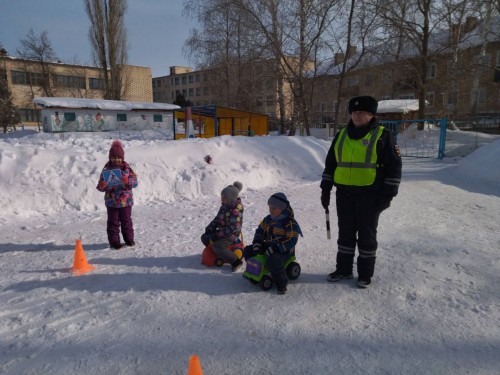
xmin=231 ymin=258 xmax=243 ymax=272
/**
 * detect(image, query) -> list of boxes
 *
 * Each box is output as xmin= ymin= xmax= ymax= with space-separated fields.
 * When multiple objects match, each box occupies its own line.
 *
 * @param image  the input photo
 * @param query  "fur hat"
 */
xmin=348 ymin=96 xmax=378 ymax=115
xmin=221 ymin=181 xmax=243 ymax=203
xmin=109 ymin=140 xmax=124 ymax=160
xmin=268 ymin=192 xmax=289 ymax=211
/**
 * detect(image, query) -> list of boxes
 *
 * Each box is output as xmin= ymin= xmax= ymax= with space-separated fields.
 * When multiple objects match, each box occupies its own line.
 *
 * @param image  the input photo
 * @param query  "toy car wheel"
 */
xmin=286 ymin=262 xmax=301 ymax=280
xmin=259 ymin=275 xmax=273 ymax=291
xmin=215 ymin=258 xmax=224 ymax=267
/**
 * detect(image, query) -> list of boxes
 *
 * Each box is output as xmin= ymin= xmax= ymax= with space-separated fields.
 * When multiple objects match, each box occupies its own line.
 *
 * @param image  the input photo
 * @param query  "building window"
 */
xmin=64 ymin=112 xmax=76 ymax=121
xmin=426 ymin=63 xmax=437 ymax=79
xmin=425 ymin=92 xmax=435 ymax=107
xmin=495 ymin=68 xmax=500 ymax=83
xmin=447 ymin=92 xmax=457 ymax=106
xmin=256 ymin=97 xmax=263 ymax=107
xmin=266 ymin=95 xmax=274 ymax=106
xmin=475 ymin=54 xmax=491 ymax=66
xmin=365 ymin=74 xmax=375 ymax=87
xmin=181 ymin=76 xmax=186 ymax=84
xmin=188 ymin=75 xmax=193 ymax=83
xmin=203 ymin=87 xmax=208 ymax=95
xmin=117 ymin=114 xmax=127 ymax=121
xmin=345 ymin=76 xmax=359 ymax=87
xmin=17 ymin=108 xmax=38 ymax=122
xmin=11 ymin=70 xmax=46 ymax=86
xmin=89 ymin=77 xmax=104 ymax=90
xmin=472 ymin=87 xmax=487 ymax=106
xmin=11 ymin=70 xmax=28 ymax=84
xmin=398 ymin=94 xmax=415 ymax=99
xmin=196 ymin=88 xmax=201 ymax=96
xmin=189 ymin=88 xmax=194 ymax=97
xmin=196 ymin=74 xmax=200 ymax=82
xmin=175 ymin=77 xmax=179 ymax=85
xmin=153 ymin=114 xmax=163 ymax=122
xmin=54 ymin=74 xmax=85 ymax=89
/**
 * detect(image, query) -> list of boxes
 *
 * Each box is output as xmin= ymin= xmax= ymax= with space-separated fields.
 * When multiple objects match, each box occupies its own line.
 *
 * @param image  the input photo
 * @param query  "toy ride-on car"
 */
xmin=201 ymin=240 xmax=244 ymax=267
xmin=243 ymin=252 xmax=301 ymax=291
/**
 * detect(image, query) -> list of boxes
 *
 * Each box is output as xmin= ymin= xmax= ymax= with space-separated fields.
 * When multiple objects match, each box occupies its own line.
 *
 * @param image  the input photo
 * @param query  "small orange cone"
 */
xmin=187 ymin=355 xmax=203 ymax=375
xmin=69 ymin=239 xmax=95 ymax=276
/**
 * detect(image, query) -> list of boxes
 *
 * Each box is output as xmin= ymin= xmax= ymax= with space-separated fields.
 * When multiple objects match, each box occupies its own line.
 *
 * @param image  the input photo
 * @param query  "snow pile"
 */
xmin=0 ymin=134 xmax=329 ymax=220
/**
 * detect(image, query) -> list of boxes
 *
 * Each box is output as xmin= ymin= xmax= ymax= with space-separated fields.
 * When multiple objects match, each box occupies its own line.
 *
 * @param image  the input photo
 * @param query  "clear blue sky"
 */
xmin=0 ymin=0 xmax=197 ymax=77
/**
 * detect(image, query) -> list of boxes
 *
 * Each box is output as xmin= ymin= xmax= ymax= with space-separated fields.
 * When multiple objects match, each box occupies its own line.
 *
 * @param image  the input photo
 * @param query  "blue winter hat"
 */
xmin=268 ymin=192 xmax=289 ymax=211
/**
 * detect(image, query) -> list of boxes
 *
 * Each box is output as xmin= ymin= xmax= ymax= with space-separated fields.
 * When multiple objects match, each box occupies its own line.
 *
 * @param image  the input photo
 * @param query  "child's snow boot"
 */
xmin=231 ymin=258 xmax=243 ymax=272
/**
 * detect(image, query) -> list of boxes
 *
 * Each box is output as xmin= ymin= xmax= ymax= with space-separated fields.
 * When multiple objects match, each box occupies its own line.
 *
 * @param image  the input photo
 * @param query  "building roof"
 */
xmin=377 ymin=99 xmax=420 ymax=114
xmin=313 ymin=16 xmax=499 ymax=77
xmin=33 ymin=97 xmax=180 ymax=111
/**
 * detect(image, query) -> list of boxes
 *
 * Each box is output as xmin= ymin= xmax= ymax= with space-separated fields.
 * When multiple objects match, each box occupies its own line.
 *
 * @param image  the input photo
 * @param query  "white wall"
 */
xmin=41 ymin=109 xmax=174 ymax=134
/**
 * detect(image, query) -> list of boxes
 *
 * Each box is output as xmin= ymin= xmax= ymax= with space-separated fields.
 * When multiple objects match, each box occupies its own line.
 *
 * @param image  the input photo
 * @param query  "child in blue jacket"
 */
xmin=243 ymin=192 xmax=302 ymax=294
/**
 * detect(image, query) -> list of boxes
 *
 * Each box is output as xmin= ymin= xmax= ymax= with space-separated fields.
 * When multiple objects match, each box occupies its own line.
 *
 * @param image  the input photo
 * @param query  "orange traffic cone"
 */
xmin=187 ymin=355 xmax=203 ymax=375
xmin=69 ymin=239 xmax=95 ymax=275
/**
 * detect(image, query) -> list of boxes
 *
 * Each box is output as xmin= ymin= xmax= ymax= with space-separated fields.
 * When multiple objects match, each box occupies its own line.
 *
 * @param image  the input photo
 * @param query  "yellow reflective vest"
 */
xmin=333 ymin=126 xmax=385 ymax=186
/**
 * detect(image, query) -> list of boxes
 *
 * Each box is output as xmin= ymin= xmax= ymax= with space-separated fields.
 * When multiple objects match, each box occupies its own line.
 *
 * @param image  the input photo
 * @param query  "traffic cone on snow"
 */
xmin=187 ymin=355 xmax=203 ymax=375
xmin=69 ymin=239 xmax=95 ymax=276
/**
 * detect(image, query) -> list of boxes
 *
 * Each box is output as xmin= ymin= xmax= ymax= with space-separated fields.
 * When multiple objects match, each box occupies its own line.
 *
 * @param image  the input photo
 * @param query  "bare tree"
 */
xmin=84 ymin=0 xmax=128 ymax=100
xmin=372 ymin=0 xmax=472 ymax=119
xmin=17 ymin=29 xmax=58 ymax=97
xmin=0 ymin=47 xmax=19 ymax=133
xmin=235 ymin=0 xmax=339 ymax=135
xmin=184 ymin=0 xmax=267 ymax=110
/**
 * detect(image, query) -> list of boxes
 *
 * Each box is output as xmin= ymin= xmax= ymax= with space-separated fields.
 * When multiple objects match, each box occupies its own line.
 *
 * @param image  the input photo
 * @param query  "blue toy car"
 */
xmin=243 ymin=253 xmax=301 ymax=291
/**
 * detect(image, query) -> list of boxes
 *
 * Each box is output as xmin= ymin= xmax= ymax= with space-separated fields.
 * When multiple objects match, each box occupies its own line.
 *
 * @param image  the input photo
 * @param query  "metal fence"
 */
xmin=380 ymin=118 xmax=447 ymax=159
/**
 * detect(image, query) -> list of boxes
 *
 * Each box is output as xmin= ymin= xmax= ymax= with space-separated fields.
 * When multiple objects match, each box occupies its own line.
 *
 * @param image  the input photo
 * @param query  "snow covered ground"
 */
xmin=1 ymin=129 xmax=499 ymax=374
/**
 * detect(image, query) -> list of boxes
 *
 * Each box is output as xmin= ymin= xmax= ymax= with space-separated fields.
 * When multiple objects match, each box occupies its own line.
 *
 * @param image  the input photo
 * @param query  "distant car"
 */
xmin=243 ymin=252 xmax=301 ymax=291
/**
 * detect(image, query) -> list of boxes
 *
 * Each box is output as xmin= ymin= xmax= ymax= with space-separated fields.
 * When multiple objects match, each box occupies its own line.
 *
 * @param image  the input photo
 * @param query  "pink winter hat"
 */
xmin=109 ymin=140 xmax=124 ymax=159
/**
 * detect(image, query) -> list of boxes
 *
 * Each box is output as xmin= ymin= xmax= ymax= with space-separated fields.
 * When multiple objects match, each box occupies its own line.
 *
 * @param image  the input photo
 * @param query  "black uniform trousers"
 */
xmin=335 ymin=189 xmax=381 ymax=279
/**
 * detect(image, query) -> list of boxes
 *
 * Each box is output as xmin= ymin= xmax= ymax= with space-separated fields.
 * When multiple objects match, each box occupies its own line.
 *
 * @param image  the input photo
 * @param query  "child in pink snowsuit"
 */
xmin=97 ymin=140 xmax=138 ymax=249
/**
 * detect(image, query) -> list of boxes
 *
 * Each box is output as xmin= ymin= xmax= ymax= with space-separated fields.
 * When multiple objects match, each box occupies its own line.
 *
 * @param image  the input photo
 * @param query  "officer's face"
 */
xmin=351 ymin=111 xmax=373 ymax=127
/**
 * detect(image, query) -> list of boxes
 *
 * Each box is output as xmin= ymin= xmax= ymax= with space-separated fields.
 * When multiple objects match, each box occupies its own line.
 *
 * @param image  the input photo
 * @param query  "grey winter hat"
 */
xmin=268 ymin=192 xmax=289 ymax=211
xmin=221 ymin=181 xmax=243 ymax=203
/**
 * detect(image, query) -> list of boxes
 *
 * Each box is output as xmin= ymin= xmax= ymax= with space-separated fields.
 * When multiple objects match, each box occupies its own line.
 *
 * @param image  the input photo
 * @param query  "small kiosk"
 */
xmin=34 ymin=97 xmax=180 ymax=134
xmin=173 ymin=105 xmax=269 ymax=139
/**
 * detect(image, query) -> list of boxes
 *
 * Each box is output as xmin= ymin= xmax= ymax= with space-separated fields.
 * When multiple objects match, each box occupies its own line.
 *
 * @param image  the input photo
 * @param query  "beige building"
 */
xmin=0 ymin=50 xmax=153 ymax=126
xmin=152 ymin=60 xmax=298 ymax=121
xmin=307 ymin=17 xmax=500 ymax=126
